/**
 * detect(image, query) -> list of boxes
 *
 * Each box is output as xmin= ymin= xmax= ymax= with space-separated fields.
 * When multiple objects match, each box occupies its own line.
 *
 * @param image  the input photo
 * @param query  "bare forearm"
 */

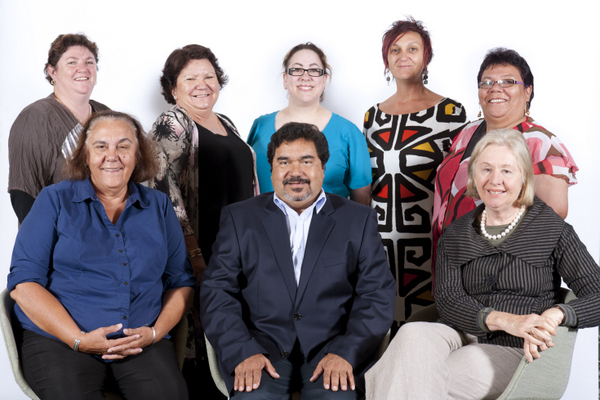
xmin=11 ymin=282 xmax=82 ymax=346
xmin=185 ymin=234 xmax=206 ymax=283
xmin=350 ymin=185 xmax=372 ymax=206
xmin=153 ymin=286 xmax=194 ymax=341
xmin=534 ymin=174 xmax=568 ymax=218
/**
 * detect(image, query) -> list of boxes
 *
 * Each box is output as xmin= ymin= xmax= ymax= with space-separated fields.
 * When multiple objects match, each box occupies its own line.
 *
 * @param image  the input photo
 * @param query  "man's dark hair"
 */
xmin=267 ymin=122 xmax=329 ymax=168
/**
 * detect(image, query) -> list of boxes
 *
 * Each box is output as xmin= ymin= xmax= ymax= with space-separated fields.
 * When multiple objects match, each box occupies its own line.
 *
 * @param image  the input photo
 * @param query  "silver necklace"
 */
xmin=480 ymin=205 xmax=526 ymax=240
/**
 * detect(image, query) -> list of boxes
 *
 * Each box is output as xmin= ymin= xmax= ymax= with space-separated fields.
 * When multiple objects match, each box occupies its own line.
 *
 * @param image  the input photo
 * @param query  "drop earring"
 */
xmin=422 ymin=68 xmax=429 ymax=85
xmin=385 ymin=70 xmax=392 ymax=86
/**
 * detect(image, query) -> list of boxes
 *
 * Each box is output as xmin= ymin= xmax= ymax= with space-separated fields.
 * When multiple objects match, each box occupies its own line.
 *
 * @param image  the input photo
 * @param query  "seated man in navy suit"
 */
xmin=200 ymin=122 xmax=396 ymax=399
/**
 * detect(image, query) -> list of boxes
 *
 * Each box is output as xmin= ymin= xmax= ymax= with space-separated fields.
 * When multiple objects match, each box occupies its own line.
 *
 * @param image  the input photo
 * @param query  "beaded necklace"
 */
xmin=480 ymin=205 xmax=526 ymax=240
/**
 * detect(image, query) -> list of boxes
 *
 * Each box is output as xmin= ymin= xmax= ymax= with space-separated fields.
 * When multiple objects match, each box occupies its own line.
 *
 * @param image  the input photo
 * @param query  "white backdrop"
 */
xmin=1 ymin=0 xmax=599 ymax=398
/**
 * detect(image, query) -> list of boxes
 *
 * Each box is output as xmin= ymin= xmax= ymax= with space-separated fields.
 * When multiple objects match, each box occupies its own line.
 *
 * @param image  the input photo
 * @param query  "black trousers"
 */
xmin=21 ymin=329 xmax=188 ymax=400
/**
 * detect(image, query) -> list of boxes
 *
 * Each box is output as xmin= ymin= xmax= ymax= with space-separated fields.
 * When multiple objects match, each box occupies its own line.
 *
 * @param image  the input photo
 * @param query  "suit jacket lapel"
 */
xmin=296 ymin=198 xmax=336 ymax=305
xmin=262 ymin=200 xmax=297 ymax=302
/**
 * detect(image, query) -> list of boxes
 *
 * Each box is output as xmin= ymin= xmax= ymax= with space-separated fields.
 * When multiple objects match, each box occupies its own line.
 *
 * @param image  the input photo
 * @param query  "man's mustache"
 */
xmin=283 ymin=177 xmax=310 ymax=185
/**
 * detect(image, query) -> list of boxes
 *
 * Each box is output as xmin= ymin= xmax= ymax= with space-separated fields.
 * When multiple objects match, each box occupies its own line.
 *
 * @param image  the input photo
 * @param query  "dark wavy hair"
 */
xmin=267 ymin=122 xmax=329 ymax=169
xmin=65 ymin=110 xmax=158 ymax=183
xmin=477 ymin=48 xmax=535 ymax=108
xmin=381 ymin=16 xmax=433 ymax=74
xmin=44 ymin=33 xmax=99 ymax=84
xmin=159 ymin=44 xmax=228 ymax=104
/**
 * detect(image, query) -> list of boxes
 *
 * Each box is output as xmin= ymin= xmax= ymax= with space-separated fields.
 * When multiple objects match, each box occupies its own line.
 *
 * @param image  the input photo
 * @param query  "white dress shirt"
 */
xmin=273 ymin=190 xmax=327 ymax=285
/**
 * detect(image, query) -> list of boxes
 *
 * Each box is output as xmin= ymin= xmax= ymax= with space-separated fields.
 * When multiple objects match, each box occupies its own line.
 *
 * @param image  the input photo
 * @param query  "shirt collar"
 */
xmin=71 ymin=178 xmax=147 ymax=208
xmin=273 ymin=190 xmax=327 ymax=217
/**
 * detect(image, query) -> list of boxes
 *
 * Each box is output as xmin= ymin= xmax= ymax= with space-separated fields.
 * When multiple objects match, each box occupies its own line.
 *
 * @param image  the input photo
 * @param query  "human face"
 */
xmin=271 ymin=139 xmax=325 ymax=214
xmin=283 ymin=49 xmax=327 ymax=105
xmin=474 ymin=144 xmax=523 ymax=220
xmin=172 ymin=59 xmax=220 ymax=116
xmin=87 ymin=119 xmax=137 ymax=196
xmin=387 ymin=31 xmax=425 ymax=81
xmin=478 ymin=64 xmax=532 ymax=130
xmin=48 ymin=45 xmax=97 ymax=98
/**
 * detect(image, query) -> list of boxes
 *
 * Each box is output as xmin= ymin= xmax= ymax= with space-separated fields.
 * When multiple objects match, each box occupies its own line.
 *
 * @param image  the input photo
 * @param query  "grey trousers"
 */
xmin=365 ymin=322 xmax=523 ymax=400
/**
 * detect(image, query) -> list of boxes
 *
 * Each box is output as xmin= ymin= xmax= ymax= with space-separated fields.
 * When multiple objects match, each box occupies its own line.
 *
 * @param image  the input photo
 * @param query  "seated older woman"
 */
xmin=365 ymin=129 xmax=600 ymax=400
xmin=7 ymin=110 xmax=196 ymax=400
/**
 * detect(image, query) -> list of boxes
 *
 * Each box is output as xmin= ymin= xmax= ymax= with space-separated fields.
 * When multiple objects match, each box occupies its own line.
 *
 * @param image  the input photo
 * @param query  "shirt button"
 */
xmin=122 ymin=316 xmax=127 ymax=320
xmin=115 ymin=233 xmax=120 ymax=237
xmin=294 ymin=313 xmax=302 ymax=321
xmin=124 ymin=282 xmax=128 ymax=285
xmin=281 ymin=351 xmax=289 ymax=357
xmin=119 ymin=249 xmax=124 ymax=253
xmin=123 ymin=263 xmax=128 ymax=266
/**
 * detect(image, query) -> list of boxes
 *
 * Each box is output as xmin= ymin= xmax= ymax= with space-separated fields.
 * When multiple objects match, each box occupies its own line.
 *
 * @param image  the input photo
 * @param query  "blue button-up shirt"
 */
xmin=7 ymin=178 xmax=196 ymax=342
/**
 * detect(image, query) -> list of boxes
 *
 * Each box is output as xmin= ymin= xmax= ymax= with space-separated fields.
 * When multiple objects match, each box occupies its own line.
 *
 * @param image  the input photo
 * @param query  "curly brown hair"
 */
xmin=65 ymin=111 xmax=158 ymax=183
xmin=44 ymin=33 xmax=99 ymax=84
xmin=159 ymin=44 xmax=228 ymax=104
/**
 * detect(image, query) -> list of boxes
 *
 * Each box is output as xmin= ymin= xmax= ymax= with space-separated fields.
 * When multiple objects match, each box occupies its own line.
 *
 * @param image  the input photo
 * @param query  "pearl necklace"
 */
xmin=480 ymin=205 xmax=526 ymax=240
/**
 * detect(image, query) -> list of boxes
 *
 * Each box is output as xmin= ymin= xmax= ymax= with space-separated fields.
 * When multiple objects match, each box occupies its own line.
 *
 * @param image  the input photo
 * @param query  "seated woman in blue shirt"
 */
xmin=7 ymin=110 xmax=196 ymax=400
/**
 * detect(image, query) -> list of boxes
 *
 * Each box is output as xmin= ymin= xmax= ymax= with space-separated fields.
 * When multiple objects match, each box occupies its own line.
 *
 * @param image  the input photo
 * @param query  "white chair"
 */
xmin=1 ymin=287 xmax=188 ymax=400
xmin=0 ymin=288 xmax=39 ymax=399
xmin=406 ymin=288 xmax=578 ymax=400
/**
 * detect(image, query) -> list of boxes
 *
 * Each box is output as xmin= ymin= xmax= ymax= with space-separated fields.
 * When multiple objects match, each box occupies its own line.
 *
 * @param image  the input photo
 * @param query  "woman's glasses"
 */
xmin=478 ymin=79 xmax=525 ymax=89
xmin=287 ymin=68 xmax=325 ymax=77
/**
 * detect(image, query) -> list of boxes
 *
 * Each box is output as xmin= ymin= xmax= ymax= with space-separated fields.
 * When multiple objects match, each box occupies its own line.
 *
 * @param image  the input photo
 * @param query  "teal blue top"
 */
xmin=247 ymin=111 xmax=371 ymax=197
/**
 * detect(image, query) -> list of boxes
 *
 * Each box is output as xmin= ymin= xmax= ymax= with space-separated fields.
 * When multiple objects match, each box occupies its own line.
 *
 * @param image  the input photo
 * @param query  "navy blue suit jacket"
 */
xmin=200 ymin=192 xmax=396 ymax=393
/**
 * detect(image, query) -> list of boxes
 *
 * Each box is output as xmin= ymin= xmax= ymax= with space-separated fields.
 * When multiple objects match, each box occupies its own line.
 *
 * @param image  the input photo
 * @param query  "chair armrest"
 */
xmin=205 ymin=334 xmax=229 ymax=397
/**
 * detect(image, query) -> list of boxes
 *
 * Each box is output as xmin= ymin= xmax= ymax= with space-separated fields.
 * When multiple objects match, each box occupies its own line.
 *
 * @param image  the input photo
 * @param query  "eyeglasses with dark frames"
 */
xmin=478 ymin=79 xmax=525 ymax=89
xmin=287 ymin=68 xmax=325 ymax=77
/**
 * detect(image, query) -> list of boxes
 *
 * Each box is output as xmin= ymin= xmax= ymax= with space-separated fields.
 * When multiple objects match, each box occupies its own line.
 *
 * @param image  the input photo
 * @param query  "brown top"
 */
xmin=8 ymin=94 xmax=109 ymax=198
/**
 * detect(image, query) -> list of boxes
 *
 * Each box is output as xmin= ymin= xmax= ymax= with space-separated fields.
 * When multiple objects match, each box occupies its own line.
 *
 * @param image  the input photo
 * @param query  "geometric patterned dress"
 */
xmin=363 ymin=98 xmax=467 ymax=328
